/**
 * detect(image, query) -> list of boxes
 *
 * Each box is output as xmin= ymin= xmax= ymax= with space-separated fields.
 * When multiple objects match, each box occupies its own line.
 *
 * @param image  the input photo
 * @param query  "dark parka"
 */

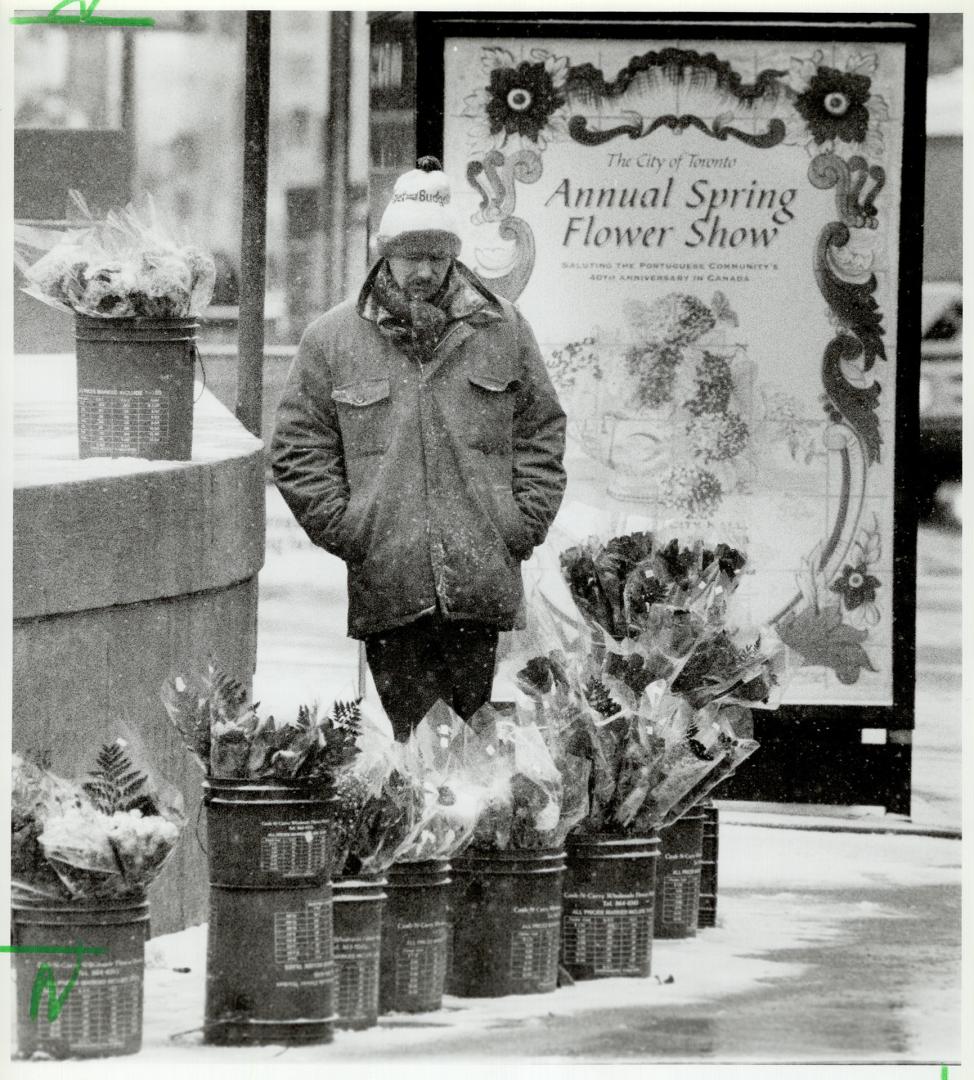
xmin=270 ymin=265 xmax=567 ymax=639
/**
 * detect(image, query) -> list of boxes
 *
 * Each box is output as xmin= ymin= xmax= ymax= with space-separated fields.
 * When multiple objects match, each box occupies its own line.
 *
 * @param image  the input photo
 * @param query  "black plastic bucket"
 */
xmin=447 ymin=848 xmax=565 ymax=997
xmin=561 ymin=834 xmax=659 ymax=979
xmin=75 ymin=315 xmax=197 ymax=460
xmin=203 ymin=778 xmax=335 ymax=888
xmin=379 ymin=859 xmax=451 ymax=1014
xmin=443 ymin=875 xmax=459 ymax=987
xmin=332 ymin=877 xmax=387 ymax=1030
xmin=698 ymin=802 xmax=719 ymax=928
xmin=654 ymin=809 xmax=705 ymax=939
xmin=12 ymin=895 xmax=149 ymax=1059
xmin=204 ymin=884 xmax=335 ymax=1045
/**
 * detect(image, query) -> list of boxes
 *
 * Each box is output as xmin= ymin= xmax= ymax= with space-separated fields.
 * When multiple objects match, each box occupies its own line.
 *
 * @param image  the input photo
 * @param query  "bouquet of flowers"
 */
xmin=329 ymin=710 xmax=426 ymax=878
xmin=15 ymin=190 xmax=215 ymax=319
xmin=670 ymin=624 xmax=789 ymax=711
xmin=11 ymin=740 xmax=185 ymax=903
xmin=508 ymin=530 xmax=783 ymax=835
xmin=391 ymin=701 xmax=499 ymax=863
xmin=160 ymin=662 xmax=361 ymax=781
xmin=466 ymin=703 xmax=588 ymax=851
xmin=559 ymin=532 xmax=784 ymax=706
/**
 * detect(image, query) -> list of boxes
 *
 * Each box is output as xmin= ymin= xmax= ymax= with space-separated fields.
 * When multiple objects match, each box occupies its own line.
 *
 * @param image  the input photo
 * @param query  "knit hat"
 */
xmin=376 ymin=156 xmax=461 ymax=256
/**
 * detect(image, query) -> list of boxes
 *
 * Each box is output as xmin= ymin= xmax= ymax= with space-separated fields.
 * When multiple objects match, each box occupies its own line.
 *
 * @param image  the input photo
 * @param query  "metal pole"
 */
xmin=236 ymin=11 xmax=271 ymax=438
xmin=325 ymin=9 xmax=352 ymax=307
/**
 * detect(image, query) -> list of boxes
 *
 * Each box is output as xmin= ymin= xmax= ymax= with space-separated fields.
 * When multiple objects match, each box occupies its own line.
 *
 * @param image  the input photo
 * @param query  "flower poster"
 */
xmin=442 ymin=34 xmax=910 ymax=706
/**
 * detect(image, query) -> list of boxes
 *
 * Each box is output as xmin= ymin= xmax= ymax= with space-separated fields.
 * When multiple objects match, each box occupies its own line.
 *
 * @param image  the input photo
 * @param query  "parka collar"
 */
xmin=357 ymin=258 xmax=505 ymax=331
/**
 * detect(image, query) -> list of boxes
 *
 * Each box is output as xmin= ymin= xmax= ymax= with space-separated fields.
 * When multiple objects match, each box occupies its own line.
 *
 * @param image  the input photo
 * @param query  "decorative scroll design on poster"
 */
xmin=566 ymin=114 xmax=786 ymax=150
xmin=565 ymin=49 xmax=789 ymax=149
xmin=465 ymin=149 xmax=541 ymax=299
xmin=458 ymin=44 xmax=892 ymax=686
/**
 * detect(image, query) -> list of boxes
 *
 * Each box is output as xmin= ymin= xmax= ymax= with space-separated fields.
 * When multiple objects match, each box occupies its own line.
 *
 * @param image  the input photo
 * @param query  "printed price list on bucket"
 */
xmin=78 ymin=389 xmax=169 ymax=453
xmin=273 ymin=901 xmax=330 ymax=966
xmin=36 ymin=975 xmax=141 ymax=1051
xmin=563 ymin=910 xmax=651 ymax=971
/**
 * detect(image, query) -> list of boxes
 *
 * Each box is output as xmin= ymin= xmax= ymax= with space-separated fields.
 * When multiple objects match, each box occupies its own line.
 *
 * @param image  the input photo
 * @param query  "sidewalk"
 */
xmin=127 ymin=819 xmax=960 ymax=1064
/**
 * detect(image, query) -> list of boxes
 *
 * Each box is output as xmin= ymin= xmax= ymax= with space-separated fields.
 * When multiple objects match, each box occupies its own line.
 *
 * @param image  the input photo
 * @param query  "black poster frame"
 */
xmin=413 ymin=12 xmax=928 ymax=814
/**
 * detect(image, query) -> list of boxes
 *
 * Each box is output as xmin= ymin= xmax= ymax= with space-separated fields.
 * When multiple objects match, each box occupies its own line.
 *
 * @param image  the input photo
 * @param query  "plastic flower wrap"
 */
xmin=332 ymin=711 xmax=425 ymax=878
xmin=160 ymin=662 xmax=361 ymax=780
xmin=516 ymin=648 xmax=660 ymax=836
xmin=390 ymin=701 xmax=497 ymax=863
xmin=11 ymin=741 xmax=185 ymax=903
xmin=504 ymin=529 xmax=782 ymax=835
xmin=466 ymin=703 xmax=584 ymax=851
xmin=670 ymin=624 xmax=788 ymax=711
xmin=559 ymin=533 xmax=747 ymax=699
xmin=15 ymin=190 xmax=215 ymax=319
xmin=633 ymin=695 xmax=759 ymax=829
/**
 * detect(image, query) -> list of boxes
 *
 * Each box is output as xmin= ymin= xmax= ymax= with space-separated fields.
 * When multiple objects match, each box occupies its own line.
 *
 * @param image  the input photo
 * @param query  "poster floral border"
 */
xmin=457 ymin=43 xmax=893 ymax=687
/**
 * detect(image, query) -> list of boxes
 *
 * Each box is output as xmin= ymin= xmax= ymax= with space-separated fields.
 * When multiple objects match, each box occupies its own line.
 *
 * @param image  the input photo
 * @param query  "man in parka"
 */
xmin=271 ymin=157 xmax=567 ymax=739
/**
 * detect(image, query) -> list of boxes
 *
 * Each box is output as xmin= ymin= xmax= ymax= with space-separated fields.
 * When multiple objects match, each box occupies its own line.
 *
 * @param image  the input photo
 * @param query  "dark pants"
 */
xmin=364 ymin=614 xmax=499 ymax=741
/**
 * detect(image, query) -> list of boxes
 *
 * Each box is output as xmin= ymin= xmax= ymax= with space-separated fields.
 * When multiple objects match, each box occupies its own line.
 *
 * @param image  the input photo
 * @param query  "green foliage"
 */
xmin=81 ymin=739 xmax=154 ymax=816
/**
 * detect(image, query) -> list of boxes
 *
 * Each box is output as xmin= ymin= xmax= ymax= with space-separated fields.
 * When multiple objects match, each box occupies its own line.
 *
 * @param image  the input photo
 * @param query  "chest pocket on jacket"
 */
xmin=332 ymin=378 xmax=391 ymax=458
xmin=467 ymin=372 xmax=517 ymax=456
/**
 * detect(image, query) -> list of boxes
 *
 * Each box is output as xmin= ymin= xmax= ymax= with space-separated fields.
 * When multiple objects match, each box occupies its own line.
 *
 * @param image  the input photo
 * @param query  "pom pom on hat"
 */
xmin=376 ymin=156 xmax=461 ymax=256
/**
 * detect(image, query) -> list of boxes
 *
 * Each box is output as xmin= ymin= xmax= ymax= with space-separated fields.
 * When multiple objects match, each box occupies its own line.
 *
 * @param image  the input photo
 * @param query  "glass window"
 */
xmin=14 ymin=25 xmax=124 ymax=129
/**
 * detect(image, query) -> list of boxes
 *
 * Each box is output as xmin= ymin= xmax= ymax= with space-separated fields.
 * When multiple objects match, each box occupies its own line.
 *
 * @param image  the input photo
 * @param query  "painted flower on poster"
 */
xmin=830 ymin=516 xmax=883 ymax=630
xmin=776 ymin=515 xmax=884 ymax=682
xmin=547 ymin=336 xmax=602 ymax=392
xmin=787 ymin=50 xmax=890 ymax=158
xmin=830 ymin=563 xmax=881 ymax=610
xmin=462 ymin=47 xmax=570 ymax=151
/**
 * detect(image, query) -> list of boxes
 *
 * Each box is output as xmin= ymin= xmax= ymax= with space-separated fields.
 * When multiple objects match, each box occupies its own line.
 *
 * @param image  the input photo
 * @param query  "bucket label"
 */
xmin=562 ymin=889 xmax=654 ymax=908
xmin=392 ymin=934 xmax=447 ymax=1001
xmin=78 ymin=388 xmax=169 ymax=455
xmin=659 ymin=875 xmax=700 ymax=926
xmin=260 ymin=823 xmax=330 ymax=878
xmin=336 ymin=954 xmax=379 ymax=1021
xmin=334 ymin=933 xmax=381 ymax=957
xmin=30 ymin=956 xmax=142 ymax=1051
xmin=561 ymin=909 xmax=652 ymax=974
xmin=508 ymin=905 xmax=560 ymax=988
xmin=272 ymin=899 xmax=331 ymax=968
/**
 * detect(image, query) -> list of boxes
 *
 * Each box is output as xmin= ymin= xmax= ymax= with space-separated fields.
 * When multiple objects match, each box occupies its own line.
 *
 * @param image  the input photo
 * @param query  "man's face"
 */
xmin=386 ymin=238 xmax=453 ymax=301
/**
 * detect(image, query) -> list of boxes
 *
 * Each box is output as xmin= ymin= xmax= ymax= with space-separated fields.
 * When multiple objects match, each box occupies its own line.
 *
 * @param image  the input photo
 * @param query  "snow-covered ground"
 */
xmin=16 ymin=821 xmax=954 ymax=1071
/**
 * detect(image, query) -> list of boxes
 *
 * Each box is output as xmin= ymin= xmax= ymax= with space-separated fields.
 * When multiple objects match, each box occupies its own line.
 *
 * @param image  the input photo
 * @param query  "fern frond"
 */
xmin=82 ymin=739 xmax=151 ymax=815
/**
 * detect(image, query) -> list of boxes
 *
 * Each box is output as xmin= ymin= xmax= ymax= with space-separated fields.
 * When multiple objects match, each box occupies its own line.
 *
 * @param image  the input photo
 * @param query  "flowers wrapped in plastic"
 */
xmin=391 ymin=701 xmax=498 ymax=863
xmin=330 ymin=710 xmax=425 ymax=878
xmin=507 ymin=530 xmax=784 ymax=835
xmin=15 ymin=190 xmax=215 ymax=320
xmin=331 ymin=702 xmax=508 ymax=874
xmin=11 ymin=740 xmax=185 ymax=903
xmin=559 ymin=533 xmax=748 ymax=699
xmin=466 ymin=703 xmax=589 ymax=851
xmin=160 ymin=662 xmax=361 ymax=781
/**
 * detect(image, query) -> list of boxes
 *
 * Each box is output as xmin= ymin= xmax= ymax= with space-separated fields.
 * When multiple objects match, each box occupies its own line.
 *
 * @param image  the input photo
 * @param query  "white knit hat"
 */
xmin=376 ymin=156 xmax=461 ymax=255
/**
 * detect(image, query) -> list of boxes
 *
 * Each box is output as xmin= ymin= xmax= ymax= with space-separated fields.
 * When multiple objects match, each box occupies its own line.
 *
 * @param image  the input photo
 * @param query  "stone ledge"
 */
xmin=14 ymin=353 xmax=266 ymax=618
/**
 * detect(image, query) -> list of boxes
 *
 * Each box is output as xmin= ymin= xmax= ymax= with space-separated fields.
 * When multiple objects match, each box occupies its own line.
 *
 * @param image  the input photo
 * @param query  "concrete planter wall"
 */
xmin=13 ymin=356 xmax=265 ymax=933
